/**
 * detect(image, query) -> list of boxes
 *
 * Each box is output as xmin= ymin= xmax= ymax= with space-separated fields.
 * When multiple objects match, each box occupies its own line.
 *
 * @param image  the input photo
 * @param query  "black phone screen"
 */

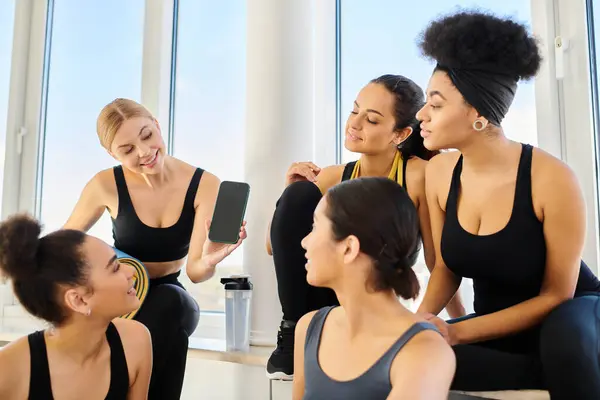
xmin=208 ymin=181 xmax=250 ymax=244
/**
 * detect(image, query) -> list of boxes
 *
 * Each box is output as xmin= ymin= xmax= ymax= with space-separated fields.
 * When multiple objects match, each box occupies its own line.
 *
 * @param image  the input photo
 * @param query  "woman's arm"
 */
xmin=411 ymin=160 xmax=436 ymax=271
xmin=0 ymin=337 xmax=30 ymax=399
xmin=113 ymin=319 xmax=152 ymax=399
xmin=185 ymin=172 xmax=221 ymax=283
xmin=413 ymin=160 xmax=465 ymax=318
xmin=417 ymin=157 xmax=462 ymax=315
xmin=387 ymin=331 xmax=456 ymax=399
xmin=0 ymin=346 xmax=16 ymax=399
xmin=63 ymin=172 xmax=109 ymax=231
xmin=292 ymin=310 xmax=317 ymax=400
xmin=450 ymin=156 xmax=585 ymax=345
xmin=127 ymin=324 xmax=153 ymax=399
xmin=266 ymin=214 xmax=273 ymax=255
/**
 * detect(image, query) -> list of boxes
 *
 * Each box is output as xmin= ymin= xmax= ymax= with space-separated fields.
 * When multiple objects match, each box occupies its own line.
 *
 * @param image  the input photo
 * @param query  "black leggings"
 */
xmin=450 ymin=294 xmax=600 ymax=399
xmin=134 ymin=271 xmax=200 ymax=400
xmin=271 ymin=181 xmax=339 ymax=322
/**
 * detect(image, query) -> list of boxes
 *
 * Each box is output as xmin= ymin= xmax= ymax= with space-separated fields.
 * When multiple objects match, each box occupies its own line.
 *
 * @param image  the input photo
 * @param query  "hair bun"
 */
xmin=0 ymin=213 xmax=42 ymax=281
xmin=418 ymin=10 xmax=542 ymax=79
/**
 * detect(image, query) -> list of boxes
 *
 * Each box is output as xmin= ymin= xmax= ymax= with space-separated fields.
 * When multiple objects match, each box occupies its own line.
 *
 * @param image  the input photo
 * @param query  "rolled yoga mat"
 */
xmin=114 ymin=248 xmax=150 ymax=320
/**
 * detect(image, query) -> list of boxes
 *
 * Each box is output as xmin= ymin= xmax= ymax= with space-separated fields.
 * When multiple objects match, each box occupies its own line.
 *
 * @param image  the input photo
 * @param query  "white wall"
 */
xmin=243 ymin=0 xmax=337 ymax=345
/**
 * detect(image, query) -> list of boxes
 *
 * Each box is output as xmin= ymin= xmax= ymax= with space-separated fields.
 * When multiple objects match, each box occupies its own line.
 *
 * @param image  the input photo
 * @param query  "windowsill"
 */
xmin=187 ymin=337 xmax=273 ymax=367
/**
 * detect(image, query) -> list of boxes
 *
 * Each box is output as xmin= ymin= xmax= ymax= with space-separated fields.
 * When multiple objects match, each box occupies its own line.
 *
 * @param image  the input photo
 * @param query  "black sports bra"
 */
xmin=28 ymin=322 xmax=129 ymax=399
xmin=441 ymin=144 xmax=600 ymax=352
xmin=111 ymin=165 xmax=204 ymax=263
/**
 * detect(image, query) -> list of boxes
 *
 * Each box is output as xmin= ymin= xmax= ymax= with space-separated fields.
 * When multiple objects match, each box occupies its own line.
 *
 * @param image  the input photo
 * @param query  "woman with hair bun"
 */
xmin=0 ymin=214 xmax=152 ymax=399
xmin=415 ymin=10 xmax=600 ymax=398
xmin=292 ymin=177 xmax=455 ymax=400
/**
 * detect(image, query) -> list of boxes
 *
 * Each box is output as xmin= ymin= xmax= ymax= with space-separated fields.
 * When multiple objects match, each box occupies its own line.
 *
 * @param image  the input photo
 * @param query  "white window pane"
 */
xmin=0 ymin=0 xmax=15 ymax=212
xmin=37 ymin=0 xmax=145 ymax=243
xmin=173 ymin=0 xmax=246 ymax=314
xmin=340 ymin=1 xmax=536 ymax=163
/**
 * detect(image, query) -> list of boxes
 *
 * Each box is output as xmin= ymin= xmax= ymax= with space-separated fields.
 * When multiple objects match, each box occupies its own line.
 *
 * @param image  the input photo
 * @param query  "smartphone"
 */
xmin=208 ymin=181 xmax=250 ymax=244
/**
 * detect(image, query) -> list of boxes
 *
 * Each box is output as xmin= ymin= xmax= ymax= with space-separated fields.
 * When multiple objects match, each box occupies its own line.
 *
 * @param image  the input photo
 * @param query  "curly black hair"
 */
xmin=0 ymin=213 xmax=89 ymax=325
xmin=417 ymin=9 xmax=542 ymax=80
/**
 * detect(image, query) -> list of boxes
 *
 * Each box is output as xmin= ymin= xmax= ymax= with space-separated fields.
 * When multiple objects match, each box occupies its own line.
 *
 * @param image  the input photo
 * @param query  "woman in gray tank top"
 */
xmin=292 ymin=177 xmax=455 ymax=400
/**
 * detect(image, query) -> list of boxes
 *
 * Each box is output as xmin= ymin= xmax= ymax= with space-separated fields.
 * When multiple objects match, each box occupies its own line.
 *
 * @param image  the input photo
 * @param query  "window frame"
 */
xmin=3 ymin=0 xmax=598 ymax=344
xmin=1 ymin=0 xmax=50 ymax=309
xmin=0 ymin=0 xmax=340 ymax=345
xmin=553 ymin=0 xmax=600 ymax=275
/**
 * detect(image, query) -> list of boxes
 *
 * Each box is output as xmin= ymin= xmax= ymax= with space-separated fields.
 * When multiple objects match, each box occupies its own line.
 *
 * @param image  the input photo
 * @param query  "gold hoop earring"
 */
xmin=473 ymin=119 xmax=486 ymax=131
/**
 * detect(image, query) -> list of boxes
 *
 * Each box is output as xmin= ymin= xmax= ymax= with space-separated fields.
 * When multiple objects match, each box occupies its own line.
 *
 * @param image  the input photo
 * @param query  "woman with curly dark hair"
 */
xmin=0 ymin=214 xmax=152 ymax=399
xmin=414 ymin=10 xmax=600 ymax=399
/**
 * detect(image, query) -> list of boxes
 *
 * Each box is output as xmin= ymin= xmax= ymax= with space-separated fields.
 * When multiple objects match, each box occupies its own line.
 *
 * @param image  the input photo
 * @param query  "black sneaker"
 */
xmin=266 ymin=320 xmax=296 ymax=380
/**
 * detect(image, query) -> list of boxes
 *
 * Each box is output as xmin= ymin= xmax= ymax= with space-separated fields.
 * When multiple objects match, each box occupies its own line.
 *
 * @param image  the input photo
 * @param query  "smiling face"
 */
xmin=75 ymin=237 xmax=140 ymax=319
xmin=344 ymin=83 xmax=410 ymax=155
xmin=109 ymin=116 xmax=167 ymax=174
xmin=416 ymin=70 xmax=481 ymax=151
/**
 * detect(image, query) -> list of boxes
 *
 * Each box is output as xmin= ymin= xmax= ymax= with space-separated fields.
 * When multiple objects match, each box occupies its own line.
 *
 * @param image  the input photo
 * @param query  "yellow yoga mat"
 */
xmin=114 ymin=248 xmax=149 ymax=320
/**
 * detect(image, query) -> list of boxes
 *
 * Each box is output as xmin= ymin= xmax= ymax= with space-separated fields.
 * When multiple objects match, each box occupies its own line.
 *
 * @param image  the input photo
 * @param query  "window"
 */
xmin=339 ymin=1 xmax=537 ymax=163
xmin=172 ymin=0 xmax=246 ymax=314
xmin=36 ymin=0 xmax=145 ymax=242
xmin=0 ymin=0 xmax=16 ymax=212
xmin=339 ymin=1 xmax=537 ymax=314
xmin=0 ymin=0 xmax=15 ymax=331
xmin=589 ymin=0 xmax=600 ymax=236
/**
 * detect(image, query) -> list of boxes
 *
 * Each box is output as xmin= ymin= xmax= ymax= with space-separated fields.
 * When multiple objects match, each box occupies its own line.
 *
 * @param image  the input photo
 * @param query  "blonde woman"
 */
xmin=63 ymin=98 xmax=247 ymax=399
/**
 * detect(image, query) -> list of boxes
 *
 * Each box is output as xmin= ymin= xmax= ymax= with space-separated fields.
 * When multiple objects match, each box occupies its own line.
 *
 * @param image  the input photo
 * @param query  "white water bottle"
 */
xmin=220 ymin=275 xmax=253 ymax=352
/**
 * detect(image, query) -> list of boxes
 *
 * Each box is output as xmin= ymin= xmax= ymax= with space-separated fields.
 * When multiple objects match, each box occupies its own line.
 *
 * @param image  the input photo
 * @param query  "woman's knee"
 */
xmin=274 ymin=181 xmax=322 ymax=218
xmin=539 ymin=295 xmax=600 ymax=369
xmin=271 ymin=181 xmax=321 ymax=243
xmin=140 ymin=283 xmax=200 ymax=336
xmin=539 ymin=295 xmax=600 ymax=398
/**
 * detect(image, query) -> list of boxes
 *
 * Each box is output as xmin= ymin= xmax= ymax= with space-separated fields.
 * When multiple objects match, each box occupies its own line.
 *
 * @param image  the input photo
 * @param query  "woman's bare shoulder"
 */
xmin=0 ymin=335 xmax=31 ymax=397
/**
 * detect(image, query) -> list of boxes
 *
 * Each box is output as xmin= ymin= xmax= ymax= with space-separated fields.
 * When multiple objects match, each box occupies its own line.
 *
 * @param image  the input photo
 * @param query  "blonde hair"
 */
xmin=97 ymin=98 xmax=154 ymax=150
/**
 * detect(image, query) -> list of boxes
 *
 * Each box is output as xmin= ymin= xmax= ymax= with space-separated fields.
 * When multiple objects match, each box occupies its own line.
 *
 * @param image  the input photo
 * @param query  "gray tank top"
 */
xmin=302 ymin=306 xmax=440 ymax=400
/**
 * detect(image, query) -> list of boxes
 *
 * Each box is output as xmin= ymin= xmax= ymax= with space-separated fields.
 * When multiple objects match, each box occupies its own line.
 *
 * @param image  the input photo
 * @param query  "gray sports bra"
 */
xmin=302 ymin=306 xmax=440 ymax=400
